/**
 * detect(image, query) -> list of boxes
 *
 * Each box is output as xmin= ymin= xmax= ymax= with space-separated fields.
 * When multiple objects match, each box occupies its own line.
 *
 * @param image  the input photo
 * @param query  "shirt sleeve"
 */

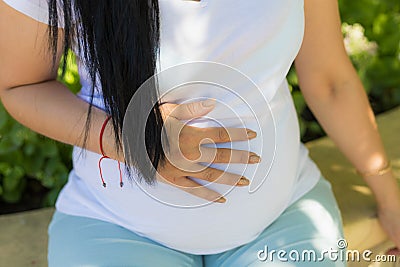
xmin=3 ymin=0 xmax=65 ymax=27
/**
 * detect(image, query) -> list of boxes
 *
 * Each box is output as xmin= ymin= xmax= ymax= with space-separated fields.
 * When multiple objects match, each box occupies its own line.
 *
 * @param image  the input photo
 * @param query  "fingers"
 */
xmin=157 ymin=175 xmax=226 ymax=203
xmin=197 ymin=147 xmax=261 ymax=164
xmin=156 ymin=161 xmax=249 ymax=204
xmin=190 ymin=167 xmax=249 ymax=186
xmin=162 ymin=99 xmax=216 ymax=120
xmin=160 ymin=99 xmax=257 ymax=144
xmin=196 ymin=127 xmax=257 ymax=144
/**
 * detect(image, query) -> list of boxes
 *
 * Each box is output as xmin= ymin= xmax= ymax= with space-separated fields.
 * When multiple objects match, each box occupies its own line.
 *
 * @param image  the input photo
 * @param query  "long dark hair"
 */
xmin=48 ymin=0 xmax=165 ymax=184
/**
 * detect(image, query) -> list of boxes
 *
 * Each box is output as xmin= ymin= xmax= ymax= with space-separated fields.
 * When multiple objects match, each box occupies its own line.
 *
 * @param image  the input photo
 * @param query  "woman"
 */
xmin=1 ymin=0 xmax=399 ymax=266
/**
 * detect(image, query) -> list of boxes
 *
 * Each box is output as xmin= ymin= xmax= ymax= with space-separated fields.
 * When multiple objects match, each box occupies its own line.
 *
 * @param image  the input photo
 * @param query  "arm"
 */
xmin=295 ymin=0 xmax=400 ymax=246
xmin=0 ymin=1 xmax=257 ymax=203
xmin=0 ymin=1 xmax=113 ymax=158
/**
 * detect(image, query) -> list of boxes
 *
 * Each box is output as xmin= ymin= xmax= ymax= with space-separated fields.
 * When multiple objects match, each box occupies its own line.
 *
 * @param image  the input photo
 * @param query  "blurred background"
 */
xmin=0 ymin=0 xmax=399 ymax=214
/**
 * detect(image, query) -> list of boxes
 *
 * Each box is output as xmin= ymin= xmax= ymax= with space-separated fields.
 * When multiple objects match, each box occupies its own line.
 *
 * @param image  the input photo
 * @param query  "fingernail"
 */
xmin=215 ymin=196 xmax=226 ymax=203
xmin=247 ymin=129 xmax=257 ymax=139
xmin=202 ymin=99 xmax=216 ymax=108
xmin=249 ymin=154 xmax=261 ymax=163
xmin=236 ymin=177 xmax=250 ymax=186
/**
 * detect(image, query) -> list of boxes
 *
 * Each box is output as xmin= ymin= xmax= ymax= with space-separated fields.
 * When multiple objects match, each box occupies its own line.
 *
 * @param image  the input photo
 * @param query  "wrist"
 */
xmin=97 ymin=116 xmax=124 ymax=188
xmin=357 ymin=160 xmax=392 ymax=178
xmin=100 ymin=116 xmax=124 ymax=162
xmin=365 ymin=170 xmax=400 ymax=211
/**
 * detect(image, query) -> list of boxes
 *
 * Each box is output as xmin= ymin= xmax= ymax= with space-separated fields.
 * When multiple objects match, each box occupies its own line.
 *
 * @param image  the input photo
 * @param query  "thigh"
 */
xmin=204 ymin=177 xmax=347 ymax=267
xmin=48 ymin=211 xmax=202 ymax=267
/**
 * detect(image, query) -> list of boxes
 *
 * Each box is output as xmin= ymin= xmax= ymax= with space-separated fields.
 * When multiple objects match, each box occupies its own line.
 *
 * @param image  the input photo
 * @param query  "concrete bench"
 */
xmin=1 ymin=107 xmax=399 ymax=267
xmin=307 ymin=107 xmax=400 ymax=267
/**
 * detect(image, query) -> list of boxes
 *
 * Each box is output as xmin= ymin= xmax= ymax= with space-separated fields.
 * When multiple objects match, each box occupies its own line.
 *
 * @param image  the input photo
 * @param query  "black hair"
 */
xmin=48 ymin=0 xmax=165 ymax=184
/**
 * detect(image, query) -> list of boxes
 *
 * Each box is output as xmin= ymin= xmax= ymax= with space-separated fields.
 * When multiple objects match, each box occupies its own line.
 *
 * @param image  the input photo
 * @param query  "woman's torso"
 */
xmin=3 ymin=0 xmax=321 ymax=254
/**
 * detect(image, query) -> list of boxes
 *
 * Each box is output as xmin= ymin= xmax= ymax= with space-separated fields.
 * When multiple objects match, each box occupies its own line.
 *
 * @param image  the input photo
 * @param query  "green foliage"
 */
xmin=58 ymin=52 xmax=82 ymax=94
xmin=0 ymin=52 xmax=79 ymax=207
xmin=339 ymin=0 xmax=400 ymax=112
xmin=291 ymin=0 xmax=400 ymax=141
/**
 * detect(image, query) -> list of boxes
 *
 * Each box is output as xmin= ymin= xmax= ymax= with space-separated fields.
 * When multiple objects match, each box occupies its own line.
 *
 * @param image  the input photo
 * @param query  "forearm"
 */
xmin=303 ymin=71 xmax=400 ymax=209
xmin=0 ymin=80 xmax=119 ymax=161
xmin=0 ymin=1 xmax=119 ymax=162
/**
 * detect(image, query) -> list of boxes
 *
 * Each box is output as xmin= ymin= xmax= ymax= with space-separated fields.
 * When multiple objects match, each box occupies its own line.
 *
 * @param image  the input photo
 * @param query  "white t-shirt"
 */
xmin=4 ymin=0 xmax=321 ymax=254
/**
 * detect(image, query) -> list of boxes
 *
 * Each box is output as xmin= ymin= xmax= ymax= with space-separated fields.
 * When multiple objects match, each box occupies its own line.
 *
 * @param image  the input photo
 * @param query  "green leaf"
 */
xmin=0 ymin=162 xmax=11 ymax=174
xmin=23 ymin=143 xmax=36 ymax=156
xmin=24 ymin=153 xmax=45 ymax=175
xmin=292 ymin=91 xmax=306 ymax=114
xmin=298 ymin=117 xmax=307 ymax=139
xmin=3 ymin=166 xmax=25 ymax=191
xmin=0 ymin=103 xmax=8 ymax=130
xmin=0 ymin=137 xmax=19 ymax=155
xmin=40 ymin=141 xmax=58 ymax=157
xmin=44 ymin=187 xmax=63 ymax=206
xmin=2 ymin=190 xmax=22 ymax=203
xmin=287 ymin=67 xmax=299 ymax=88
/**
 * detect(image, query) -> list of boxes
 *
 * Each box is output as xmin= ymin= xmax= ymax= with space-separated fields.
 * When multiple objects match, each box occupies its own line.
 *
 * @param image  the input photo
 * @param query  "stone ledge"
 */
xmin=307 ymin=107 xmax=400 ymax=267
xmin=0 ymin=207 xmax=54 ymax=267
xmin=307 ymin=106 xmax=400 ymax=254
xmin=0 ymin=107 xmax=399 ymax=267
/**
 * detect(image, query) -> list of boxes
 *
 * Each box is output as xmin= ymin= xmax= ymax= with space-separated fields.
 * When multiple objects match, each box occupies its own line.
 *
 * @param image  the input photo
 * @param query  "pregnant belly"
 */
xmin=69 ymin=78 xmax=301 ymax=253
xmin=71 ymin=94 xmax=300 ymax=254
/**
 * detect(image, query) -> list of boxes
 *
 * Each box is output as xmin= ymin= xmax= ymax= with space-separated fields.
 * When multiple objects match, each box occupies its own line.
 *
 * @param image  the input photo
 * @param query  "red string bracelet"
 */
xmin=98 ymin=116 xmax=123 ymax=188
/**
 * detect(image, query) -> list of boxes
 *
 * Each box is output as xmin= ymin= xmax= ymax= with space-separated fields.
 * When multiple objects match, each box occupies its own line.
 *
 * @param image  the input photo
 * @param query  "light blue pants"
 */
xmin=48 ymin=177 xmax=346 ymax=266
